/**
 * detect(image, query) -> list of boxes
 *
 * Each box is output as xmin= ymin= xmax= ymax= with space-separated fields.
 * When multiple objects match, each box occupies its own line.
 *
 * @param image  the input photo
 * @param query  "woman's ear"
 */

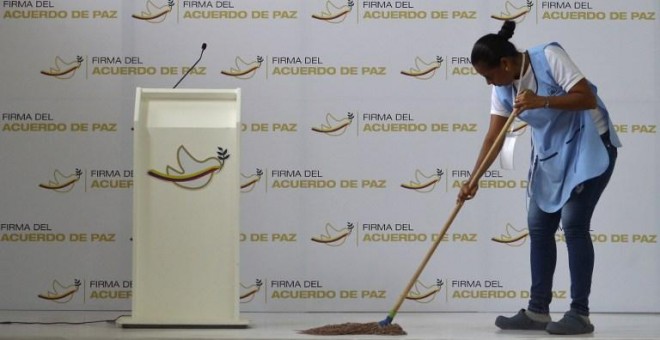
xmin=500 ymin=57 xmax=510 ymax=72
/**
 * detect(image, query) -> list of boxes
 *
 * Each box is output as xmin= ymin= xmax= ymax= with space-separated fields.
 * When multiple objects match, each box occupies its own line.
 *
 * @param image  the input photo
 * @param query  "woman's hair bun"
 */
xmin=497 ymin=21 xmax=516 ymax=40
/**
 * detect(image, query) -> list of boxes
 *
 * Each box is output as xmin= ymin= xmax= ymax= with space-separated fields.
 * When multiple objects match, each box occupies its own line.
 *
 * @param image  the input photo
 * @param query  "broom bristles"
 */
xmin=299 ymin=321 xmax=406 ymax=336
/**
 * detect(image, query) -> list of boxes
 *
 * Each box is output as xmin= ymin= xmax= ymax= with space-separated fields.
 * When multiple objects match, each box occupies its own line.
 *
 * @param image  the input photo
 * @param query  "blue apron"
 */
xmin=494 ymin=43 xmax=621 ymax=212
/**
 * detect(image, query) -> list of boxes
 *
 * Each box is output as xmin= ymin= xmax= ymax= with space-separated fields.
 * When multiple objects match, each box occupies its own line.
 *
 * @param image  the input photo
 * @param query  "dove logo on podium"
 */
xmin=147 ymin=146 xmax=230 ymax=190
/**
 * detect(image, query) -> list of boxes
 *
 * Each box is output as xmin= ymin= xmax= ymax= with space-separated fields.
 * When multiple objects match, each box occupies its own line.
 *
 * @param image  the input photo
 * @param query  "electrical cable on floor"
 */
xmin=0 ymin=314 xmax=129 ymax=325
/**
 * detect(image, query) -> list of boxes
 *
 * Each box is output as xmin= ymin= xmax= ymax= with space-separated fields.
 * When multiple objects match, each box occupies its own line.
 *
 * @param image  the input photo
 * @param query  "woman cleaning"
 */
xmin=459 ymin=20 xmax=621 ymax=335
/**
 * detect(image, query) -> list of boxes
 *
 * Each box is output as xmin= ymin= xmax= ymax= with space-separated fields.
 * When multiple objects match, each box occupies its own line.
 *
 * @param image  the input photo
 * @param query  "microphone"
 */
xmin=173 ymin=43 xmax=207 ymax=89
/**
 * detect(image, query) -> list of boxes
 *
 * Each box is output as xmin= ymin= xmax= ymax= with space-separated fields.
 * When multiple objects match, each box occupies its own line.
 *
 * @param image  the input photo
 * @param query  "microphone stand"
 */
xmin=173 ymin=43 xmax=207 ymax=89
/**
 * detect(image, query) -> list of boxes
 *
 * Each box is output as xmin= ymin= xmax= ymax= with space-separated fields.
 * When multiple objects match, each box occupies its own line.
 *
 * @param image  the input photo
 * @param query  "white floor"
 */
xmin=0 ymin=311 xmax=659 ymax=339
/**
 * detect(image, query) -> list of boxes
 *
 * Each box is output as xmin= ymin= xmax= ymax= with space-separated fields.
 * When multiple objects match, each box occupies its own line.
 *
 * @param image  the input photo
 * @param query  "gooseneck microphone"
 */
xmin=173 ymin=43 xmax=207 ymax=89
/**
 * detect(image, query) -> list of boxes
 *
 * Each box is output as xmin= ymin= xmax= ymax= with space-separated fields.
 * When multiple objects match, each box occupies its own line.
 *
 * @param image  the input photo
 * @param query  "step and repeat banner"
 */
xmin=0 ymin=0 xmax=657 ymax=313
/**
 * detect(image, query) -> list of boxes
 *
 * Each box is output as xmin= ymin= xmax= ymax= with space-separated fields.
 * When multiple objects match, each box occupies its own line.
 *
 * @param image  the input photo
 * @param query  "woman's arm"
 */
xmin=457 ymin=114 xmax=508 ymax=202
xmin=514 ymin=78 xmax=596 ymax=112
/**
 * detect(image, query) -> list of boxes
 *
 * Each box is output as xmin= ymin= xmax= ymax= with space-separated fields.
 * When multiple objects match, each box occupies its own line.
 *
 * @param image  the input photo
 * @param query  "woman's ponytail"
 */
xmin=471 ymin=21 xmax=518 ymax=68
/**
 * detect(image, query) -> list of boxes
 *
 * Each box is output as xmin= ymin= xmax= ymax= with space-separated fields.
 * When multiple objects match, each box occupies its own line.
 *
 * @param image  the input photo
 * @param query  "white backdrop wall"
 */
xmin=0 ymin=0 xmax=657 ymax=313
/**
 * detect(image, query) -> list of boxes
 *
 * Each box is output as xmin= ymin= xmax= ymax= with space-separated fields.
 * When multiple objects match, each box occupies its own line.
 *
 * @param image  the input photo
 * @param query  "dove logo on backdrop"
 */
xmin=311 ymin=222 xmax=355 ymax=247
xmin=38 ymin=168 xmax=82 ymax=193
xmin=37 ymin=279 xmax=81 ymax=303
xmin=311 ymin=112 xmax=354 ymax=136
xmin=240 ymin=168 xmax=264 ymax=193
xmin=312 ymin=0 xmax=354 ymax=23
xmin=491 ymin=223 xmax=529 ymax=247
xmin=221 ymin=56 xmax=264 ymax=79
xmin=405 ymin=279 xmax=444 ymax=303
xmin=400 ymin=169 xmax=444 ymax=193
xmin=132 ymin=0 xmax=175 ymax=23
xmin=40 ymin=56 xmax=84 ymax=79
xmin=491 ymin=0 xmax=533 ymax=22
xmin=400 ymin=56 xmax=444 ymax=80
xmin=240 ymin=279 xmax=263 ymax=303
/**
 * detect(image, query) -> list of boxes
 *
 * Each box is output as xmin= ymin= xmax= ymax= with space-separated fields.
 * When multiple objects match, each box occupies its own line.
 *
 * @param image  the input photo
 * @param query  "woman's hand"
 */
xmin=457 ymin=182 xmax=478 ymax=203
xmin=514 ymin=89 xmax=545 ymax=112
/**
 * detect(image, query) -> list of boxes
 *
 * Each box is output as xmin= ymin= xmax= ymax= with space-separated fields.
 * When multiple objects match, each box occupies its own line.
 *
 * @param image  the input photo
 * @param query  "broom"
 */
xmin=301 ymin=109 xmax=521 ymax=336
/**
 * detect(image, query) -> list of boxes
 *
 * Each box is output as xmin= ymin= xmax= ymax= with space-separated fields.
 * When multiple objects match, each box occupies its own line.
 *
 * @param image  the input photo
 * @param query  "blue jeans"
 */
xmin=526 ymin=133 xmax=617 ymax=316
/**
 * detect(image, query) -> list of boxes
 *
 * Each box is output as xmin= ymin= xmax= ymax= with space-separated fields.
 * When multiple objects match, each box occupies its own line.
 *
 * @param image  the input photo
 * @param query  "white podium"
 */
xmin=118 ymin=88 xmax=247 ymax=328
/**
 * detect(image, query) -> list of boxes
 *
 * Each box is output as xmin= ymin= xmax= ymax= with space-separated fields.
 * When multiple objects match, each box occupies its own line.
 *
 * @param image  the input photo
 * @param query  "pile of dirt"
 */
xmin=300 ymin=322 xmax=407 ymax=336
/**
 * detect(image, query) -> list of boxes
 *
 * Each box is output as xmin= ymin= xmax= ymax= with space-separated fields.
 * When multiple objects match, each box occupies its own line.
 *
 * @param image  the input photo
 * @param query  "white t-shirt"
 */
xmin=490 ymin=45 xmax=608 ymax=134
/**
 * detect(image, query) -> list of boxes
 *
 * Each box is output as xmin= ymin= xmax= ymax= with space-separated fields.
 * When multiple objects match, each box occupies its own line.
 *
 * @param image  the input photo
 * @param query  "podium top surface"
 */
xmin=136 ymin=87 xmax=240 ymax=101
xmin=134 ymin=88 xmax=241 ymax=127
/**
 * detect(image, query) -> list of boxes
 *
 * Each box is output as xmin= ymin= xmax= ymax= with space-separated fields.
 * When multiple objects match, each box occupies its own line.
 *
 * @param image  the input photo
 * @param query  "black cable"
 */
xmin=0 ymin=314 xmax=129 ymax=325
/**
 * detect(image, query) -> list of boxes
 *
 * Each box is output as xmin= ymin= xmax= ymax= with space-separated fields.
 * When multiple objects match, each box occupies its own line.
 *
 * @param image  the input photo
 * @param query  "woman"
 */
xmin=459 ymin=21 xmax=621 ymax=335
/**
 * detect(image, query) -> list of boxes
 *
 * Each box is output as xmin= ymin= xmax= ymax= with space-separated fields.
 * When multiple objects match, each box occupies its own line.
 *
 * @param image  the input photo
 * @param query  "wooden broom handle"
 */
xmin=388 ymin=109 xmax=520 ymax=319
